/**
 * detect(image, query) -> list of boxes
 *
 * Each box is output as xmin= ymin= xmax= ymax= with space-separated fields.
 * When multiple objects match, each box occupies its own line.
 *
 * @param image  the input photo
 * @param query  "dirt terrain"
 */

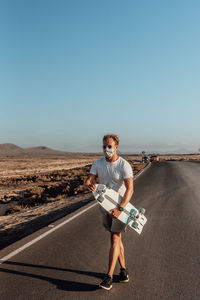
xmin=0 ymin=154 xmax=147 ymax=248
xmin=0 ymin=156 xmax=99 ymax=213
xmin=1 ymin=153 xmax=199 ymax=217
xmin=0 ymin=152 xmax=199 ymax=250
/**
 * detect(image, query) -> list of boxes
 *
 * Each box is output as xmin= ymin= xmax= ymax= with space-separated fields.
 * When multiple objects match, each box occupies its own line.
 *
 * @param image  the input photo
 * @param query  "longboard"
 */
xmin=93 ymin=183 xmax=147 ymax=234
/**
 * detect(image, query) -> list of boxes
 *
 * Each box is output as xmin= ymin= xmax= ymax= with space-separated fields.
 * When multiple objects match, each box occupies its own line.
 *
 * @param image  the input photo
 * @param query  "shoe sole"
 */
xmin=119 ymin=275 xmax=129 ymax=283
xmin=119 ymin=278 xmax=129 ymax=282
xmin=99 ymin=284 xmax=113 ymax=290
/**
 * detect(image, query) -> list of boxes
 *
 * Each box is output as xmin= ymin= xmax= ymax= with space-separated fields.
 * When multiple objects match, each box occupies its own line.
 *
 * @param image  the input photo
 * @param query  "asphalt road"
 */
xmin=0 ymin=161 xmax=200 ymax=300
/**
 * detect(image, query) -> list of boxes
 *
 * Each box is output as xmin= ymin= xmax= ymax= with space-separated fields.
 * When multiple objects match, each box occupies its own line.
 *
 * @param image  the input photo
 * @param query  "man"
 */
xmin=85 ymin=134 xmax=134 ymax=290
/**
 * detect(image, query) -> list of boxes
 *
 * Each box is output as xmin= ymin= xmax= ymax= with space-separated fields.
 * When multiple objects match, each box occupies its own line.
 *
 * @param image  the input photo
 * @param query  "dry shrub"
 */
xmin=5 ymin=205 xmax=22 ymax=215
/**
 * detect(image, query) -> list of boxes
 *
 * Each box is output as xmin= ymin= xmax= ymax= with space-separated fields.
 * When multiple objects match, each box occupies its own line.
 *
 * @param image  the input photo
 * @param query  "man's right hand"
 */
xmin=86 ymin=183 xmax=96 ymax=191
xmin=85 ymin=174 xmax=97 ymax=191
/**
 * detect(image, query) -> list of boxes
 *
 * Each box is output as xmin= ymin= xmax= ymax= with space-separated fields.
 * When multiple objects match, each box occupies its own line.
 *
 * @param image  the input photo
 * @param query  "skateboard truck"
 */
xmin=96 ymin=184 xmax=107 ymax=203
xmin=129 ymin=210 xmax=138 ymax=221
xmin=96 ymin=185 xmax=106 ymax=194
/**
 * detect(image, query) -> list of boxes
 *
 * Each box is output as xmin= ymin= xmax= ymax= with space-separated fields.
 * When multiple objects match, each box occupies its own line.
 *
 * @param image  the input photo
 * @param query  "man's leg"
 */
xmin=117 ymin=237 xmax=129 ymax=282
xmin=108 ymin=232 xmax=123 ymax=278
xmin=99 ymin=219 xmax=128 ymax=289
xmin=118 ymin=238 xmax=126 ymax=269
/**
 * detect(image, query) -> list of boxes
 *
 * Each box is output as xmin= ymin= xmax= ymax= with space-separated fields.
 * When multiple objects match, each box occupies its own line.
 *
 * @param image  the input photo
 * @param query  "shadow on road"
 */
xmin=0 ymin=261 xmax=119 ymax=291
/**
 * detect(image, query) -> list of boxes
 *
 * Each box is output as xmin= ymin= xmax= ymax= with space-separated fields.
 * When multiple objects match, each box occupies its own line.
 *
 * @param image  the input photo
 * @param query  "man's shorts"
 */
xmin=98 ymin=205 xmax=127 ymax=233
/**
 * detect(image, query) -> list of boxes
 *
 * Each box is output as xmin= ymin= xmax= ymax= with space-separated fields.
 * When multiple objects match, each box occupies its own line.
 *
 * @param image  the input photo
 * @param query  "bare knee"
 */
xmin=111 ymin=232 xmax=121 ymax=247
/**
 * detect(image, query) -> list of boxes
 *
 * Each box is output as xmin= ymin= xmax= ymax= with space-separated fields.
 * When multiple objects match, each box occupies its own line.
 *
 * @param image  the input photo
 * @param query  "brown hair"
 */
xmin=103 ymin=134 xmax=120 ymax=145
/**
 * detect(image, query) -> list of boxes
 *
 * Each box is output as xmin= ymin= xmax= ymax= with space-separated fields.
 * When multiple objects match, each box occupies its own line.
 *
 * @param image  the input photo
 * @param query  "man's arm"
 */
xmin=119 ymin=177 xmax=134 ymax=208
xmin=109 ymin=177 xmax=133 ymax=219
xmin=85 ymin=174 xmax=97 ymax=191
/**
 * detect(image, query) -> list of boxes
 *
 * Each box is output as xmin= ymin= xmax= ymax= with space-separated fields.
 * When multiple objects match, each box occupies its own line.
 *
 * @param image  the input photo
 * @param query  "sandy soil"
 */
xmin=0 ymin=156 xmax=99 ymax=177
xmin=0 ymin=155 xmax=145 ymax=235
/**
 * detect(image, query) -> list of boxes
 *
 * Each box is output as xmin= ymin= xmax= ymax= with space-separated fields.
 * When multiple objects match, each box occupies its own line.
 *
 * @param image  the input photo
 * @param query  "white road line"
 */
xmin=0 ymin=162 xmax=151 ymax=264
xmin=0 ymin=202 xmax=97 ymax=265
xmin=134 ymin=162 xmax=151 ymax=179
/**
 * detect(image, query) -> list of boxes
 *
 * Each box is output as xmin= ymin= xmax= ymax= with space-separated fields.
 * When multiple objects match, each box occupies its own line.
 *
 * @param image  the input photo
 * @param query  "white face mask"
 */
xmin=103 ymin=146 xmax=115 ymax=158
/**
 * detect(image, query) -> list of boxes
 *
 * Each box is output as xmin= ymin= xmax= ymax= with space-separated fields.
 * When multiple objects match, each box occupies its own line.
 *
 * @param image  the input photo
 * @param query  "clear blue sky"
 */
xmin=1 ymin=0 xmax=200 ymax=153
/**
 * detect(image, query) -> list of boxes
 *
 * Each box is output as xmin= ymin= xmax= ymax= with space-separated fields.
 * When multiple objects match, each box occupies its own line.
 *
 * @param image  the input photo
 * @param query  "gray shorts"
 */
xmin=98 ymin=206 xmax=127 ymax=233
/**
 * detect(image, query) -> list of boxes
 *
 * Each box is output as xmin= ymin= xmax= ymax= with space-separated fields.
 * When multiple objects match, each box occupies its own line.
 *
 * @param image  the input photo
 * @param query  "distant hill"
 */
xmin=0 ymin=143 xmax=24 ymax=156
xmin=24 ymin=146 xmax=69 ymax=156
xmin=0 ymin=143 xmax=77 ymax=156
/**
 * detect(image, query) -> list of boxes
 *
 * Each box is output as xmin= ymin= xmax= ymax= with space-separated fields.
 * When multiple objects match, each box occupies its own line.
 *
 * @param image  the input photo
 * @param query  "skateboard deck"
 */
xmin=93 ymin=183 xmax=147 ymax=234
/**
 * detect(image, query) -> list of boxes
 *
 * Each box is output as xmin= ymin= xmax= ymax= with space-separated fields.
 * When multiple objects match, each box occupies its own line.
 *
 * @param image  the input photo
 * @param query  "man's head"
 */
xmin=102 ymin=134 xmax=119 ymax=158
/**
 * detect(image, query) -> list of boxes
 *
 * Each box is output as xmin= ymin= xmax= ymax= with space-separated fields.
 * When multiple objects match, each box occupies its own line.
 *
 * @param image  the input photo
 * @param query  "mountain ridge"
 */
xmin=0 ymin=143 xmax=77 ymax=156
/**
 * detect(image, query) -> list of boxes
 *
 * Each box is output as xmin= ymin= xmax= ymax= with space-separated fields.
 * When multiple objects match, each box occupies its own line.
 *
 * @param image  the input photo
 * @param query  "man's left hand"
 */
xmin=109 ymin=208 xmax=121 ymax=219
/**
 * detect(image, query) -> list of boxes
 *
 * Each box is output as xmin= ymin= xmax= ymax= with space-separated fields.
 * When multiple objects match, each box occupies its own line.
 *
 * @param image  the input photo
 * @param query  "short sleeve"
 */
xmin=90 ymin=160 xmax=98 ymax=175
xmin=122 ymin=161 xmax=133 ymax=179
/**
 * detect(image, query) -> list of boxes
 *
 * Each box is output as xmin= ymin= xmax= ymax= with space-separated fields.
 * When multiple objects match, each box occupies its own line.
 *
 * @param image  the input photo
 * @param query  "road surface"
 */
xmin=0 ymin=161 xmax=200 ymax=299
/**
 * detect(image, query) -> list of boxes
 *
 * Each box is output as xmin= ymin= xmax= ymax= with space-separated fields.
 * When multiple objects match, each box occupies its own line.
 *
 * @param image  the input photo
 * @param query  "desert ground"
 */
xmin=0 ymin=149 xmax=199 ymax=249
xmin=1 ymin=152 xmax=199 ymax=217
xmin=0 ymin=153 xmax=148 ymax=248
xmin=0 ymin=154 xmax=146 ymax=213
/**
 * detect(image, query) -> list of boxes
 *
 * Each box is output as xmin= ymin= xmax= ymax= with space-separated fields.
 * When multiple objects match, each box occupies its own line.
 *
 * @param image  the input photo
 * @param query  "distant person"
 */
xmin=85 ymin=134 xmax=133 ymax=290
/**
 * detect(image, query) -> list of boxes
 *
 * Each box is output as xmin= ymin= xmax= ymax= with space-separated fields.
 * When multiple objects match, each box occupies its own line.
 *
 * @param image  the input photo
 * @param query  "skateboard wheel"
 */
xmin=106 ymin=183 xmax=112 ymax=189
xmin=131 ymin=221 xmax=138 ymax=229
xmin=139 ymin=208 xmax=145 ymax=215
xmin=97 ymin=195 xmax=104 ymax=203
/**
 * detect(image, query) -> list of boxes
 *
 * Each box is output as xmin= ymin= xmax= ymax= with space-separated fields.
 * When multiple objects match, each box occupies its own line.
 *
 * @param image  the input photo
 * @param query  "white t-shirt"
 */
xmin=90 ymin=156 xmax=133 ymax=196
